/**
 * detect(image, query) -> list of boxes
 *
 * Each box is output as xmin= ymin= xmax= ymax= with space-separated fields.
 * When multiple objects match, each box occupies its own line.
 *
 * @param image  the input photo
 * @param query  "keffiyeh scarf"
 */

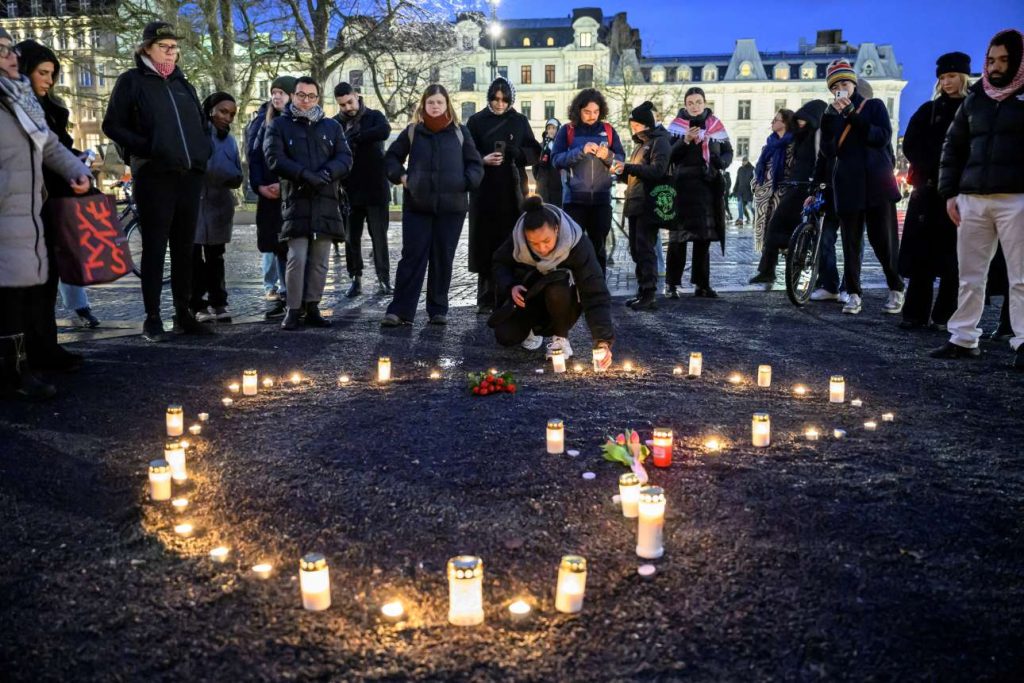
xmin=668 ymin=109 xmax=729 ymax=165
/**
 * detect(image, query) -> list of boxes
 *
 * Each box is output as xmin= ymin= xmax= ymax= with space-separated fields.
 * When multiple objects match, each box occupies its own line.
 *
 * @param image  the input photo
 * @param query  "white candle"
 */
xmin=164 ymin=440 xmax=187 ymax=482
xmin=338 ymin=374 xmax=351 ymax=385
xmin=833 ymin=428 xmax=846 ymax=439
xmin=447 ymin=556 xmax=484 ymax=626
xmin=728 ymin=372 xmax=743 ymax=385
xmin=688 ymin=352 xmax=703 ymax=378
xmin=757 ymin=364 xmax=772 ymax=387
xmin=555 ymin=555 xmax=587 ymax=613
xmin=618 ymin=472 xmax=641 ymax=518
xmin=188 ymin=424 xmax=202 ymax=436
xmin=652 ymin=427 xmax=673 ymax=467
xmin=829 ymin=375 xmax=845 ymax=403
xmin=622 ymin=360 xmax=635 ymax=372
xmin=704 ymin=437 xmax=723 ymax=453
xmin=672 ymin=366 xmax=684 ymax=376
xmin=751 ymin=413 xmax=771 ymax=448
xmin=221 ymin=397 xmax=233 ymax=407
xmin=165 ymin=405 xmax=183 ymax=437
xmin=546 ymin=419 xmax=564 ymax=454
xmin=551 ymin=348 xmax=566 ymax=373
xmin=882 ymin=412 xmax=894 ymax=422
xmin=851 ymin=398 xmax=863 ymax=408
xmin=148 ymin=460 xmax=172 ymax=501
xmin=252 ymin=563 xmax=273 ymax=579
xmin=573 ymin=362 xmax=585 ymax=373
xmin=299 ymin=552 xmax=331 ymax=611
xmin=262 ymin=377 xmax=275 ymax=389
xmin=592 ymin=347 xmax=608 ymax=372
xmin=242 ymin=370 xmax=258 ymax=396
xmin=198 ymin=412 xmax=209 ymax=422
xmin=290 ymin=372 xmax=302 ymax=385
xmin=793 ymin=384 xmax=808 ymax=397
xmin=378 ymin=357 xmax=391 ymax=382
xmin=636 ymin=486 xmax=666 ymax=559
xmin=508 ymin=599 xmax=532 ymax=623
xmin=430 ymin=369 xmax=442 ymax=380
xmin=381 ymin=600 xmax=405 ymax=622
xmin=804 ymin=427 xmax=820 ymax=441
xmin=209 ymin=546 xmax=230 ymax=563
xmin=864 ymin=420 xmax=878 ymax=431
xmin=228 ymin=382 xmax=240 ymax=394
xmin=171 ymin=497 xmax=189 ymax=512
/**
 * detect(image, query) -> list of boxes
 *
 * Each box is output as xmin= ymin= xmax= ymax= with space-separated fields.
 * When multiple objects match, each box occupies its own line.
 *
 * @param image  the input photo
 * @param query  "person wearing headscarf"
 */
xmin=932 ymin=29 xmax=1024 ymax=371
xmin=190 ymin=91 xmax=242 ymax=323
xmin=750 ymin=108 xmax=795 ymax=264
xmin=466 ymin=76 xmax=541 ymax=313
xmin=535 ymin=117 xmax=563 ymax=207
xmin=897 ymin=51 xmax=971 ymax=331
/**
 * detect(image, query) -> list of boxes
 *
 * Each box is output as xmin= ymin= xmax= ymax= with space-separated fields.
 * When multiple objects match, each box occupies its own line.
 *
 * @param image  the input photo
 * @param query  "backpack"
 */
xmin=566 ymin=122 xmax=615 ymax=148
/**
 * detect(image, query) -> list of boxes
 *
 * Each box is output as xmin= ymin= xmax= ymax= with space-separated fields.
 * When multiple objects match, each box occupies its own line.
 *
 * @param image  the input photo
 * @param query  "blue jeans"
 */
xmin=737 ymin=197 xmax=752 ymax=222
xmin=261 ymin=252 xmax=279 ymax=292
xmin=655 ymin=229 xmax=665 ymax=276
xmin=58 ymin=281 xmax=89 ymax=311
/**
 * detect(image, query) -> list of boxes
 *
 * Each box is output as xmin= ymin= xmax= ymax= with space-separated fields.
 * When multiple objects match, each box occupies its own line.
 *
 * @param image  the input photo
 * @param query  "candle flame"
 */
xmin=209 ymin=546 xmax=230 ymax=560
xmin=381 ymin=600 xmax=405 ymax=619
xmin=508 ymin=600 xmax=531 ymax=615
xmin=728 ymin=373 xmax=742 ymax=384
xmin=174 ymin=523 xmax=193 ymax=536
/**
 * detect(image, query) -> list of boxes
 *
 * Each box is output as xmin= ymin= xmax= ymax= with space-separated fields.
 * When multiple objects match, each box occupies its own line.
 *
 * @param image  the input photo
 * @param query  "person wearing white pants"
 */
xmin=931 ymin=28 xmax=1024 ymax=370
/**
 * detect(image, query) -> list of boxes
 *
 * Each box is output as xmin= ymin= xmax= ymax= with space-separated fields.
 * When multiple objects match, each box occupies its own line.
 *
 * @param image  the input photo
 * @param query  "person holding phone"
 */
xmin=466 ymin=76 xmax=540 ymax=314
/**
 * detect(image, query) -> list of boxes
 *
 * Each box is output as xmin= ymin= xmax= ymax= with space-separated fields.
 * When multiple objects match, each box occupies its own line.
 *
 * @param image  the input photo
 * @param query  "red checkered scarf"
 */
xmin=668 ymin=112 xmax=729 ymax=164
xmin=983 ymin=29 xmax=1024 ymax=102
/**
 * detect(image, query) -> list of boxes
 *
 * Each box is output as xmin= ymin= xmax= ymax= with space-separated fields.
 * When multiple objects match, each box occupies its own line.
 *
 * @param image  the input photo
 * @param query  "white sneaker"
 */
xmin=809 ymin=288 xmax=839 ymax=302
xmin=838 ymin=291 xmax=851 ymax=305
xmin=213 ymin=306 xmax=232 ymax=321
xmin=195 ymin=307 xmax=215 ymax=322
xmin=546 ymin=336 xmax=574 ymax=360
xmin=842 ymin=294 xmax=863 ymax=315
xmin=521 ymin=330 xmax=544 ymax=351
xmin=882 ymin=289 xmax=905 ymax=314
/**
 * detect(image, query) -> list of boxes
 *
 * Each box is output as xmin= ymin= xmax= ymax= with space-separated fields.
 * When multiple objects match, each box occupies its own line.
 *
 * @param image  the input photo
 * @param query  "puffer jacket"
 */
xmin=195 ymin=129 xmax=243 ymax=245
xmin=264 ymin=109 xmax=353 ymax=240
xmin=102 ymin=54 xmax=211 ymax=175
xmin=0 ymin=97 xmax=92 ymax=287
xmin=620 ymin=125 xmax=672 ymax=219
xmin=385 ymin=121 xmax=484 ymax=215
xmin=245 ymin=101 xmax=280 ymax=193
xmin=550 ymin=120 xmax=626 ymax=206
xmin=939 ymin=80 xmax=1024 ymax=198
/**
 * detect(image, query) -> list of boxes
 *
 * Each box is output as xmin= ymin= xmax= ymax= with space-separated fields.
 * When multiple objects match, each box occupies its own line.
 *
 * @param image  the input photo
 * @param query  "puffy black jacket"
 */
xmin=385 ymin=122 xmax=484 ymax=215
xmin=263 ymin=109 xmax=353 ymax=240
xmin=621 ymin=125 xmax=672 ymax=218
xmin=102 ymin=54 xmax=211 ymax=174
xmin=939 ymin=81 xmax=1024 ymax=197
xmin=245 ymin=102 xmax=281 ymax=193
xmin=336 ymin=103 xmax=392 ymax=206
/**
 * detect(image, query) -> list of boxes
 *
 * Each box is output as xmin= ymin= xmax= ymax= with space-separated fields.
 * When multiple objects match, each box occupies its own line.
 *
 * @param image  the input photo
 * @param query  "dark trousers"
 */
xmin=838 ymin=203 xmax=904 ymax=296
xmin=903 ymin=270 xmax=959 ymax=325
xmin=666 ymin=239 xmax=710 ymax=289
xmin=133 ymin=169 xmax=204 ymax=317
xmin=24 ymin=216 xmax=62 ymax=361
xmin=0 ymin=286 xmax=36 ymax=336
xmin=386 ymin=211 xmax=464 ymax=321
xmin=345 ymin=203 xmax=390 ymax=282
xmin=757 ymin=245 xmax=781 ymax=279
xmin=627 ymin=215 xmax=659 ymax=292
xmin=566 ymin=203 xmax=612 ymax=274
xmin=477 ymin=273 xmax=496 ymax=309
xmin=190 ymin=244 xmax=227 ymax=310
xmin=494 ymin=281 xmax=582 ymax=346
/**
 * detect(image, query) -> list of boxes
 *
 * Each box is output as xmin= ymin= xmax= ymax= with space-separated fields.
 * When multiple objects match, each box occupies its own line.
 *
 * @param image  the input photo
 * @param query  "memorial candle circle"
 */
xmin=299 ymin=552 xmax=331 ymax=611
xmin=148 ymin=460 xmax=172 ymax=501
xmin=636 ymin=486 xmax=666 ymax=559
xmin=554 ymin=555 xmax=587 ymax=614
xmin=829 ymin=375 xmax=846 ymax=403
xmin=242 ymin=369 xmax=258 ymax=396
xmin=652 ymin=427 xmax=673 ymax=467
xmin=447 ymin=556 xmax=484 ymax=626
xmin=751 ymin=413 xmax=771 ymax=448
xmin=165 ymin=404 xmax=184 ymax=437
xmin=757 ymin=365 xmax=772 ymax=387
xmin=618 ymin=473 xmax=641 ymax=518
xmin=546 ymin=419 xmax=564 ymax=454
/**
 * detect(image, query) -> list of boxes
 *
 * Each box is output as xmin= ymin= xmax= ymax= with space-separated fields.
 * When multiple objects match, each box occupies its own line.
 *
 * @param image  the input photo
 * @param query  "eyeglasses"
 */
xmin=0 ymin=45 xmax=21 ymax=59
xmin=294 ymin=92 xmax=319 ymax=101
xmin=155 ymin=43 xmax=179 ymax=53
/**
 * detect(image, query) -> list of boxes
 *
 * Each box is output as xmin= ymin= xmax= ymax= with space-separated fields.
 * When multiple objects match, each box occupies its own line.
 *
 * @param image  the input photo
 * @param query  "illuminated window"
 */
xmin=522 ymin=37 xmax=530 ymax=47
xmin=521 ymin=65 xmax=532 ymax=84
xmin=579 ymin=32 xmax=592 ymax=48
xmin=679 ymin=66 xmax=692 ymax=81
xmin=546 ymin=36 xmax=554 ymax=47
xmin=774 ymin=63 xmax=790 ymax=80
xmin=801 ymin=63 xmax=816 ymax=80
xmin=739 ymin=61 xmax=753 ymax=78
xmin=703 ymin=65 xmax=717 ymax=81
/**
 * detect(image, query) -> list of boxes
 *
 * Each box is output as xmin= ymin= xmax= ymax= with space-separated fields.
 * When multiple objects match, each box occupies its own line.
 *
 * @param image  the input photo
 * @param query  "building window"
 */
xmin=258 ymin=79 xmax=269 ymax=98
xmin=702 ymin=65 xmax=717 ymax=81
xmin=887 ymin=97 xmax=894 ymax=114
xmin=522 ymin=37 xmax=530 ymax=47
xmin=736 ymin=137 xmax=750 ymax=159
xmin=78 ymin=65 xmax=93 ymax=87
xmin=91 ymin=29 xmax=100 ymax=49
xmin=55 ymin=0 xmax=66 ymax=14
xmin=650 ymin=67 xmax=664 ymax=84
xmin=98 ymin=63 xmax=106 ymax=88
xmin=460 ymin=66 xmax=476 ymax=92
xmin=863 ymin=62 xmax=875 ymax=76
xmin=774 ymin=63 xmax=790 ymax=80
xmin=461 ymin=101 xmax=476 ymax=121
xmin=348 ymin=70 xmax=363 ymax=89
xmin=544 ymin=100 xmax=555 ymax=120
xmin=521 ymin=100 xmax=532 ymax=120
xmin=76 ymin=31 xmax=85 ymax=50
xmin=429 ymin=66 xmax=441 ymax=83
xmin=30 ymin=0 xmax=41 ymax=15
xmin=57 ymin=31 xmax=67 ymax=50
xmin=498 ymin=65 xmax=508 ymax=78
xmin=546 ymin=36 xmax=554 ymax=47
xmin=579 ymin=32 xmax=592 ymax=48
xmin=462 ymin=35 xmax=475 ymax=50
xmin=801 ymin=63 xmax=816 ymax=80
xmin=664 ymin=67 xmax=677 ymax=83
xmin=544 ymin=64 xmax=555 ymax=83
xmin=679 ymin=66 xmax=692 ymax=82
xmin=80 ymin=0 xmax=90 ymax=10
xmin=6 ymin=1 xmax=17 ymax=17
xmin=738 ymin=100 xmax=751 ymax=120
xmin=577 ymin=65 xmax=593 ymax=88
xmin=383 ymin=70 xmax=396 ymax=88
xmin=521 ymin=65 xmax=532 ymax=85
xmin=739 ymin=61 xmax=753 ymax=78
xmin=774 ymin=99 xmax=786 ymax=113
xmin=640 ymin=67 xmax=651 ymax=82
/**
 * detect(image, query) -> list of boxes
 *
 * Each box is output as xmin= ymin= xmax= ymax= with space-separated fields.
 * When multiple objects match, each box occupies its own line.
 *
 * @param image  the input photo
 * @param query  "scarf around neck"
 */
xmin=423 ymin=111 xmax=452 ymax=133
xmin=983 ymin=29 xmax=1024 ymax=101
xmin=668 ymin=109 xmax=729 ymax=164
xmin=0 ymin=74 xmax=49 ymax=149
xmin=141 ymin=55 xmax=175 ymax=79
xmin=290 ymin=102 xmax=325 ymax=123
xmin=755 ymin=131 xmax=794 ymax=188
xmin=512 ymin=204 xmax=584 ymax=275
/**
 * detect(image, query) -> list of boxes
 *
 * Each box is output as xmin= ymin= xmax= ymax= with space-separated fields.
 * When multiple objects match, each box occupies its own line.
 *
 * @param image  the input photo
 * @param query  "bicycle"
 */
xmin=784 ymin=182 xmax=828 ymax=307
xmin=116 ymin=179 xmax=170 ymax=284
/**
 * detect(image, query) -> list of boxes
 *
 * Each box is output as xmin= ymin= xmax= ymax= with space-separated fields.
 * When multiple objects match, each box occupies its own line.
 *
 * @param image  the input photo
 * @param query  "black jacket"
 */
xmin=733 ymin=162 xmax=754 ymax=201
xmin=385 ymin=122 xmax=484 ymax=215
xmin=535 ymin=134 xmax=563 ymax=207
xmin=246 ymin=102 xmax=281 ymax=193
xmin=336 ymin=102 xmax=391 ymax=206
xmin=40 ymin=95 xmax=79 ymax=199
xmin=264 ymin=109 xmax=353 ymax=240
xmin=939 ymin=80 xmax=1024 ymax=197
xmin=670 ymin=113 xmax=733 ymax=245
xmin=621 ymin=125 xmax=672 ymax=220
xmin=102 ymin=54 xmax=211 ymax=174
xmin=789 ymin=100 xmax=827 ymax=184
xmin=492 ymin=232 xmax=615 ymax=347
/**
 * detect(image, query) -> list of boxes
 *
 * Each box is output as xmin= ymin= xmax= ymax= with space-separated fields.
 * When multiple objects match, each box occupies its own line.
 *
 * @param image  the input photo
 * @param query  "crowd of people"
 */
xmin=1 ymin=21 xmax=1021 ymax=401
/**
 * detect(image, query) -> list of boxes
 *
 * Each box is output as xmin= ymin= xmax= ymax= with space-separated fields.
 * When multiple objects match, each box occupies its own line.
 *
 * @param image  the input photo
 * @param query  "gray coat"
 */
xmin=0 ymin=98 xmax=91 ymax=288
xmin=195 ymin=130 xmax=243 ymax=245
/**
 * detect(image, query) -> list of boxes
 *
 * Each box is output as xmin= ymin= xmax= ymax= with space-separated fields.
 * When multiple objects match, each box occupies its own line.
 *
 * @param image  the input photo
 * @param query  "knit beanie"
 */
xmin=0 ymin=27 xmax=12 ymax=42
xmin=271 ymin=75 xmax=297 ymax=96
xmin=629 ymin=100 xmax=656 ymax=129
xmin=826 ymin=60 xmax=858 ymax=90
xmin=936 ymin=51 xmax=971 ymax=77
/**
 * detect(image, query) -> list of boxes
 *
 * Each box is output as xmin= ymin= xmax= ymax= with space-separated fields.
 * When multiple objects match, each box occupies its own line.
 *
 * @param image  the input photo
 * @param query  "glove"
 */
xmin=301 ymin=169 xmax=327 ymax=188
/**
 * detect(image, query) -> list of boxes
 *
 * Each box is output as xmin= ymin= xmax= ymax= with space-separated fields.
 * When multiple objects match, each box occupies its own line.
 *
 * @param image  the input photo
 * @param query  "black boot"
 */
xmin=378 ymin=278 xmax=393 ymax=296
xmin=173 ymin=309 xmax=216 ymax=335
xmin=0 ymin=334 xmax=56 ymax=402
xmin=142 ymin=314 xmax=170 ymax=343
xmin=281 ymin=309 xmax=302 ymax=331
xmin=628 ymin=290 xmax=658 ymax=311
xmin=345 ymin=277 xmax=362 ymax=298
xmin=304 ymin=302 xmax=332 ymax=328
xmin=624 ymin=289 xmax=641 ymax=307
xmin=664 ymin=285 xmax=680 ymax=300
xmin=264 ymin=299 xmax=286 ymax=320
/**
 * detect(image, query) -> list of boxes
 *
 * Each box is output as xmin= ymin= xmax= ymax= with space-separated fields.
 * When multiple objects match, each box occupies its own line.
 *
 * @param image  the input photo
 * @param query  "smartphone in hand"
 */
xmin=494 ymin=141 xmax=507 ymax=155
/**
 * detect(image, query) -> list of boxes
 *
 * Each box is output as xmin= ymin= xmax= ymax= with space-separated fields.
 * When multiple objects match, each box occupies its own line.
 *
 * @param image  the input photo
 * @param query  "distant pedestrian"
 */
xmin=534 ymin=117 xmax=563 ymax=207
xmin=102 ymin=21 xmax=214 ymax=342
xmin=665 ymin=87 xmax=733 ymax=299
xmin=750 ymin=109 xmax=795 ymax=259
xmin=191 ymin=92 xmax=243 ymax=324
xmin=264 ymin=76 xmax=353 ymax=330
xmin=550 ymin=88 xmax=626 ymax=274
xmin=898 ymin=52 xmax=970 ymax=331
xmin=467 ymin=76 xmax=541 ymax=314
xmin=931 ymin=29 xmax=1024 ymax=371
xmin=722 ymin=169 xmax=733 ymax=220
xmin=245 ymin=75 xmax=295 ymax=319
xmin=334 ymin=81 xmax=393 ymax=298
xmin=490 ymin=196 xmax=614 ymax=367
xmin=733 ymin=157 xmax=754 ymax=225
xmin=380 ymin=84 xmax=483 ymax=327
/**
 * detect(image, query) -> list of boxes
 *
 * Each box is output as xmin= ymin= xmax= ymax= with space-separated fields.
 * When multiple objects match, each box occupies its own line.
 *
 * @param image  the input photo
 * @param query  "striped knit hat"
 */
xmin=826 ymin=60 xmax=858 ymax=90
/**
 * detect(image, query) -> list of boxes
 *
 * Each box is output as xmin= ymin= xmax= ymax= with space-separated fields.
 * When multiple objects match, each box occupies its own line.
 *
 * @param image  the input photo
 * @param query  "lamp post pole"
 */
xmin=488 ymin=0 xmax=500 ymax=82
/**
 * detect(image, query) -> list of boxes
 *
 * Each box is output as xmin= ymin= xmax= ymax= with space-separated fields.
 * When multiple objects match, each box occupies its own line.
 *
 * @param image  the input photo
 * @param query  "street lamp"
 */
xmin=487 ymin=0 xmax=501 ymax=82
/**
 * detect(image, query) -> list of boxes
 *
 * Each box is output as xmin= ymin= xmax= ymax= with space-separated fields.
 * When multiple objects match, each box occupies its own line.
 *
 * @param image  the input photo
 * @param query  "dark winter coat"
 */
xmin=817 ymin=91 xmax=899 ymax=213
xmin=195 ymin=129 xmax=243 ymax=245
xmin=245 ymin=102 xmax=286 ymax=253
xmin=670 ymin=122 xmax=733 ymax=245
xmin=550 ymin=120 xmax=626 ymax=206
xmin=336 ymin=102 xmax=391 ymax=206
xmin=535 ymin=133 xmax=564 ymax=207
xmin=467 ymin=108 xmax=541 ymax=273
xmin=733 ymin=162 xmax=754 ymax=201
xmin=264 ymin=110 xmax=353 ymax=241
xmin=385 ymin=121 xmax=484 ymax=215
xmin=39 ymin=95 xmax=79 ymax=199
xmin=102 ymin=54 xmax=211 ymax=175
xmin=620 ymin=125 xmax=673 ymax=222
xmin=492 ymin=231 xmax=615 ymax=347
xmin=939 ymin=80 xmax=1024 ymax=198
xmin=899 ymin=94 xmax=963 ymax=277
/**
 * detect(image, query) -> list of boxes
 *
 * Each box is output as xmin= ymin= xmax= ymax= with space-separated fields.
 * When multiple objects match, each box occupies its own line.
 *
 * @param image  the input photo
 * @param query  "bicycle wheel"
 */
xmin=785 ymin=218 xmax=821 ymax=307
xmin=124 ymin=220 xmax=172 ymax=284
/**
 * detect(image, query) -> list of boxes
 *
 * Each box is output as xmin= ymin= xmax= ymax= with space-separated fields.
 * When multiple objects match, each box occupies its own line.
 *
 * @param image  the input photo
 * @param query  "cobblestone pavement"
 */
xmin=58 ymin=205 xmax=899 ymax=342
